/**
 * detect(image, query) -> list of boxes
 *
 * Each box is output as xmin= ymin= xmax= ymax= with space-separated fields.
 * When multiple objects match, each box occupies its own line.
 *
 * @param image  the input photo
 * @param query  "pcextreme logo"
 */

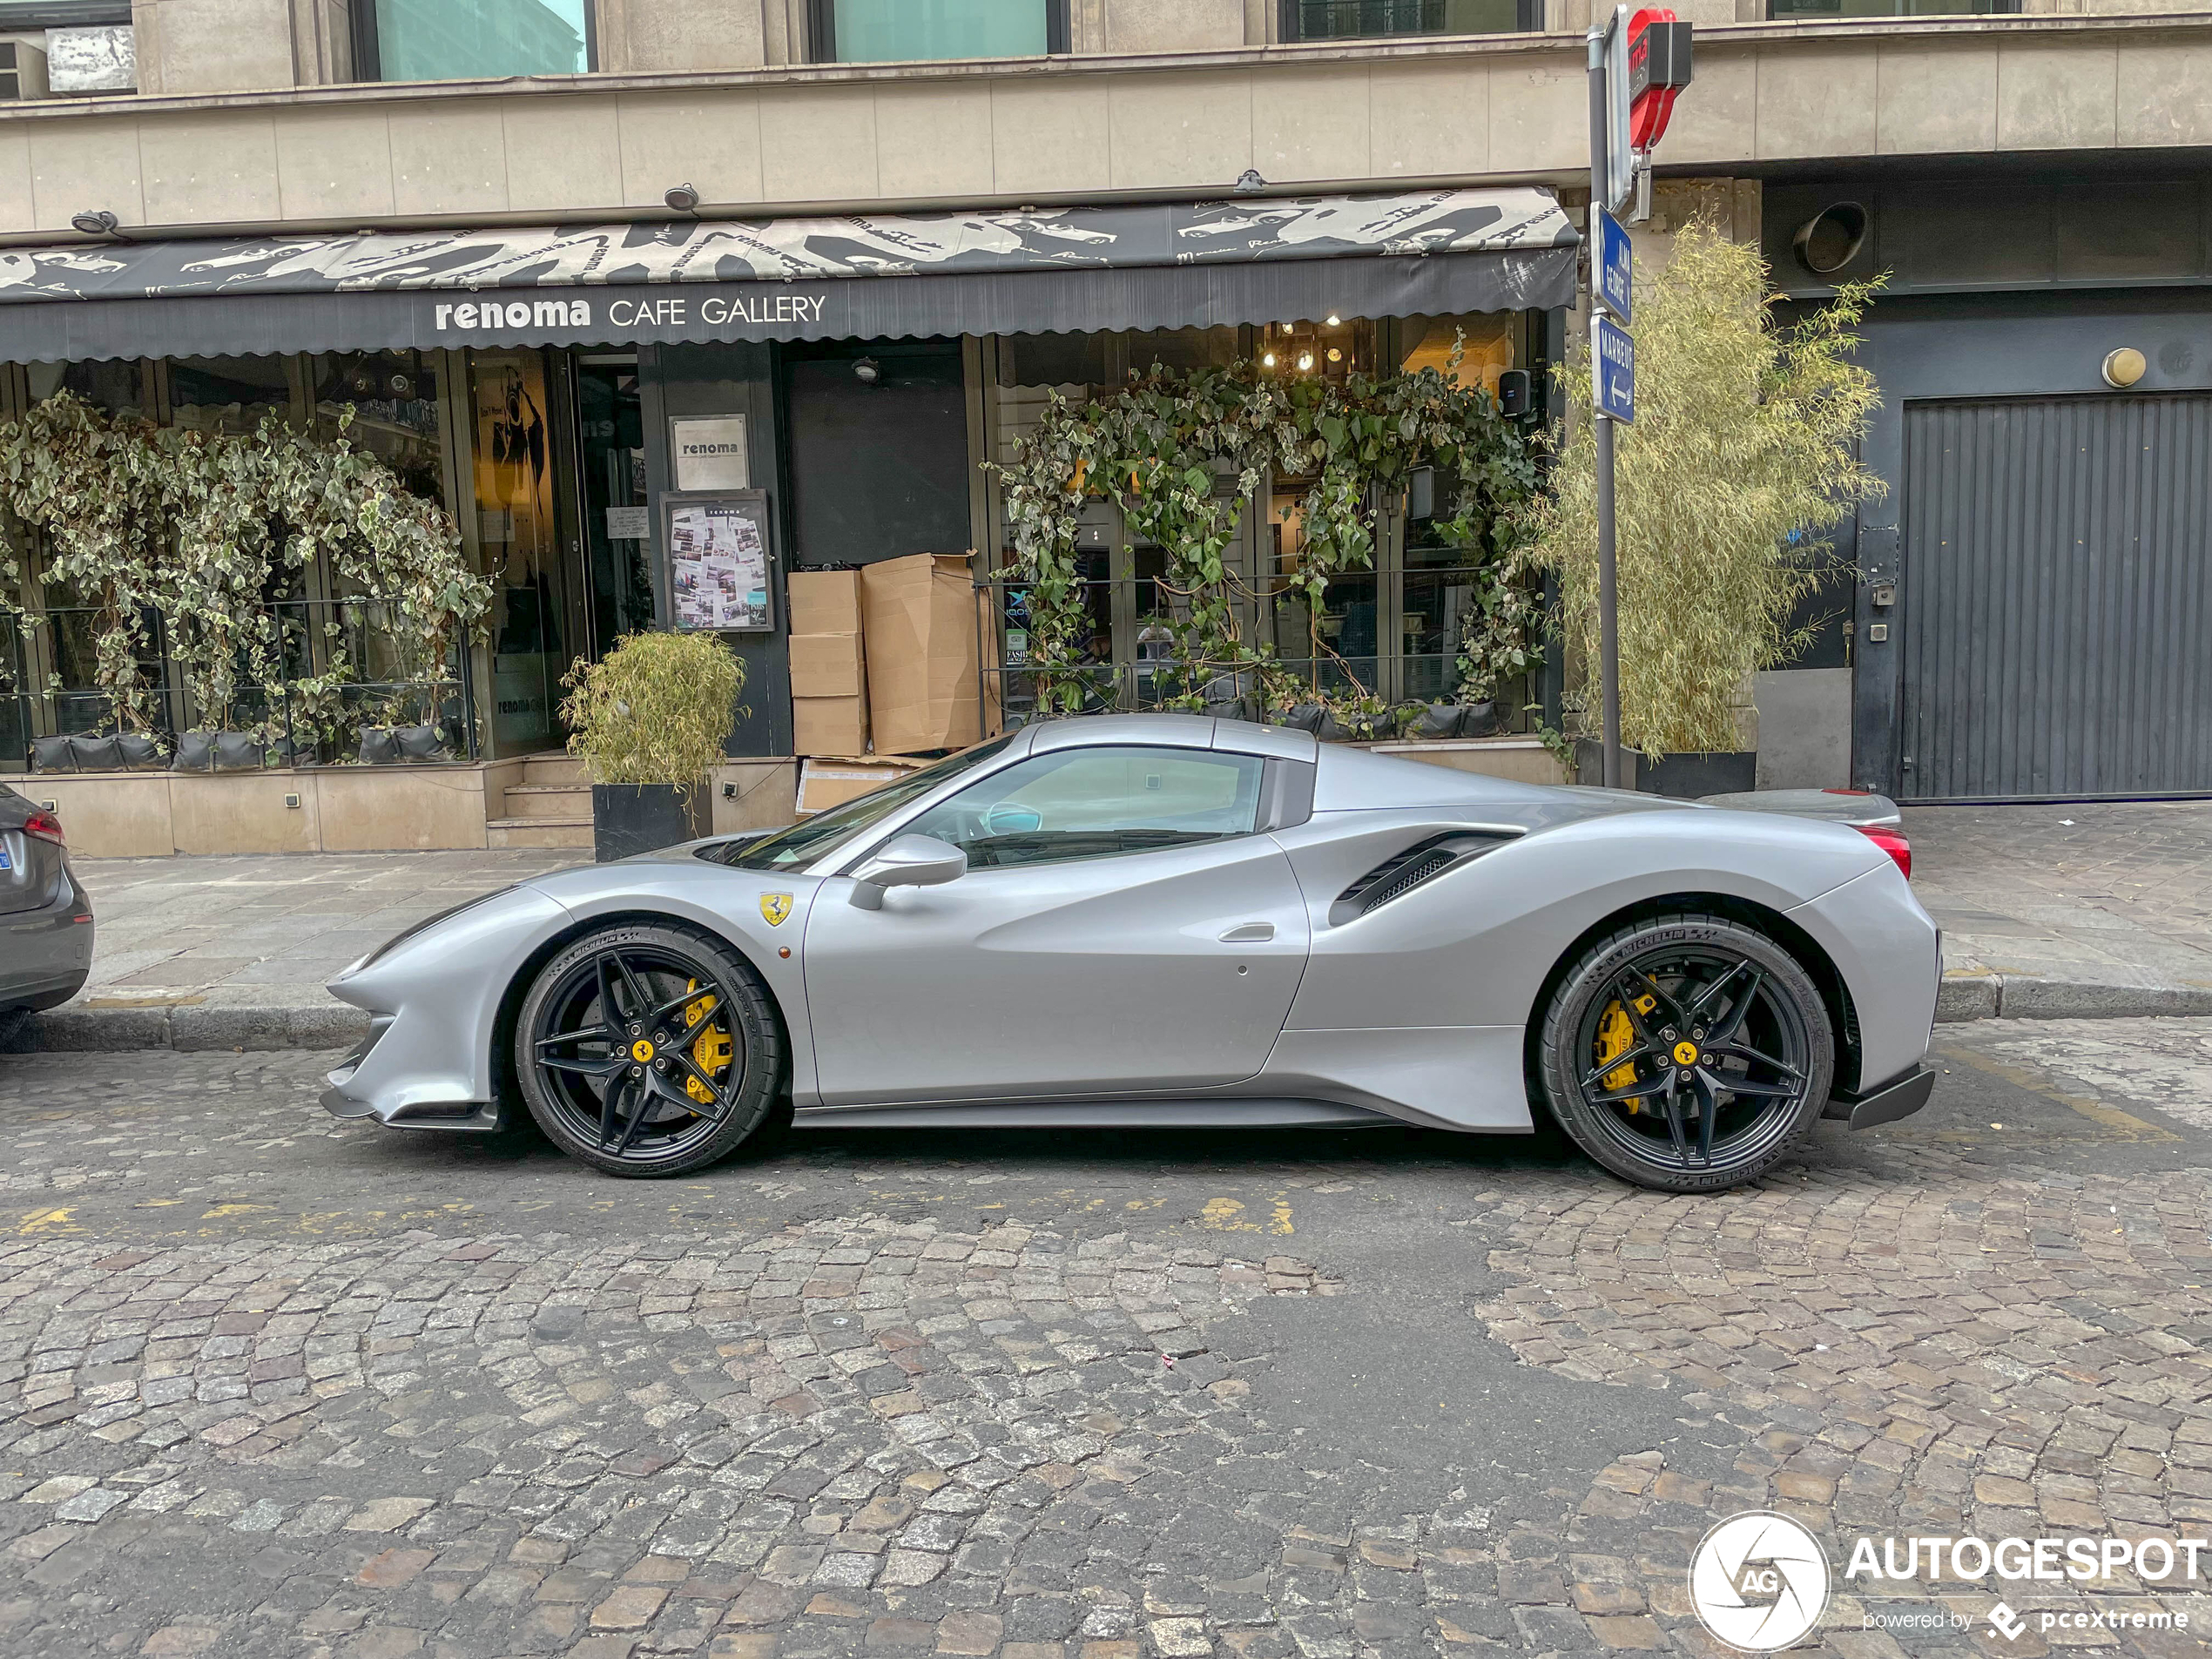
xmin=1689 ymin=1512 xmax=1831 ymax=1650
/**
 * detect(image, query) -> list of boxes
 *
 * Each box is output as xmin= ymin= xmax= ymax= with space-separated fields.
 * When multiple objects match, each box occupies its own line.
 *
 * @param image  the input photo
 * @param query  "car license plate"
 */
xmin=0 ymin=846 xmax=10 ymax=870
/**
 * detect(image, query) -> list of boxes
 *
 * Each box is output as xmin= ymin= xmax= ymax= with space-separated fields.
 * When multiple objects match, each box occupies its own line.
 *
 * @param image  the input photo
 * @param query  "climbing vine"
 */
xmin=993 ymin=346 xmax=1541 ymax=725
xmin=0 ymin=392 xmax=489 ymax=745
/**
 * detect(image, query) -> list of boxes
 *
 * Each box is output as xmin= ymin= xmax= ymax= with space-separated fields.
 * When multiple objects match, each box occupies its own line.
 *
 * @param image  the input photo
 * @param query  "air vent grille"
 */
xmin=1329 ymin=831 xmax=1515 ymax=926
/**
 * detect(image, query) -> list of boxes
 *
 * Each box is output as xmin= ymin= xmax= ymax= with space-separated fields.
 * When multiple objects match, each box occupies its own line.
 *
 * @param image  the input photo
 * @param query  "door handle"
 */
xmin=1218 ymin=923 xmax=1274 ymax=943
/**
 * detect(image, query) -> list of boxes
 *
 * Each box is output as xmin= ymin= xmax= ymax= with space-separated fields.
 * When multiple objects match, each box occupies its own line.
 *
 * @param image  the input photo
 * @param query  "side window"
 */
xmin=906 ymin=745 xmax=1266 ymax=868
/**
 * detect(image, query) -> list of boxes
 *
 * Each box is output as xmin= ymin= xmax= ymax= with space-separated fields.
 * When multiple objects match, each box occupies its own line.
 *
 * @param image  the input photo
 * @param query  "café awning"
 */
xmin=0 ymin=188 xmax=1579 ymax=363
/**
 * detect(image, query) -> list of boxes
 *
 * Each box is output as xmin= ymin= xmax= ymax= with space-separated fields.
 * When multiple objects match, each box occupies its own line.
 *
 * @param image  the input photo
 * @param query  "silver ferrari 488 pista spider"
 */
xmin=322 ymin=713 xmax=1939 ymax=1193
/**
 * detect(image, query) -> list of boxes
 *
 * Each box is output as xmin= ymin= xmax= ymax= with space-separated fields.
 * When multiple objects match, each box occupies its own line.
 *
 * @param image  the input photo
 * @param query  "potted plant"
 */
xmin=562 ymin=631 xmax=746 ymax=862
xmin=1516 ymin=222 xmax=1885 ymax=792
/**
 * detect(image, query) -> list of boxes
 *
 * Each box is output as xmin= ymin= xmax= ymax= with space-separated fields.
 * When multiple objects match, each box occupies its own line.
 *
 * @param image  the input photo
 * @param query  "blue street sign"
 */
xmin=1593 ymin=313 xmax=1635 ymax=424
xmin=1595 ymin=206 xmax=1633 ymax=325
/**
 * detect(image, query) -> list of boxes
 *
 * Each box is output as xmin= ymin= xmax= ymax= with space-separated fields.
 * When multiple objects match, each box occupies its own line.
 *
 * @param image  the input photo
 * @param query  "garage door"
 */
xmin=1899 ymin=393 xmax=2212 ymax=800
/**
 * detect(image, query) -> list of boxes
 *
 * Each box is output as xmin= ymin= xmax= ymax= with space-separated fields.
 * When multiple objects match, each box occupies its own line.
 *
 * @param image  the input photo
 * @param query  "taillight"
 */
xmin=22 ymin=809 xmax=64 ymax=847
xmin=1856 ymin=824 xmax=1910 ymax=880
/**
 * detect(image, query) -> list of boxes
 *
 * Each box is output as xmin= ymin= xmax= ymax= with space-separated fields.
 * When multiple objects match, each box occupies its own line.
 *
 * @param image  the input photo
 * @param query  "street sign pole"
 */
xmin=1588 ymin=12 xmax=1625 ymax=792
xmin=1581 ymin=8 xmax=1689 ymax=792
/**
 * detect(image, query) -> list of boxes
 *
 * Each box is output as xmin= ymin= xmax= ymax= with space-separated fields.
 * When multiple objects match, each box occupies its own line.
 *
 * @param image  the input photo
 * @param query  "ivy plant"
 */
xmin=993 ymin=346 xmax=1540 ymax=725
xmin=0 ymin=393 xmax=489 ymax=746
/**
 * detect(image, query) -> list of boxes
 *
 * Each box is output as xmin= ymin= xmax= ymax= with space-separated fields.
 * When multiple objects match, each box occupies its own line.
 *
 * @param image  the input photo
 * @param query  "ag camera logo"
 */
xmin=1689 ymin=1512 xmax=1832 ymax=1650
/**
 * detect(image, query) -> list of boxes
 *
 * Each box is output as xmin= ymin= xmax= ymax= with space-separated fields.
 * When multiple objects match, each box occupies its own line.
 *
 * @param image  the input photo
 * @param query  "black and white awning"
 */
xmin=0 ymin=189 xmax=1579 ymax=363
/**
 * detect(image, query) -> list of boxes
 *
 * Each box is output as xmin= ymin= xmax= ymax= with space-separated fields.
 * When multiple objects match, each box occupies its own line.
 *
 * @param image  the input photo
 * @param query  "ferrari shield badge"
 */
xmin=759 ymin=893 xmax=793 ymax=927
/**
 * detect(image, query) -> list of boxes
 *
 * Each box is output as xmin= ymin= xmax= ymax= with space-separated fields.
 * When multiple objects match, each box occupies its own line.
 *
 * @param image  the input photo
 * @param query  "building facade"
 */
xmin=0 ymin=0 xmax=2206 ymax=855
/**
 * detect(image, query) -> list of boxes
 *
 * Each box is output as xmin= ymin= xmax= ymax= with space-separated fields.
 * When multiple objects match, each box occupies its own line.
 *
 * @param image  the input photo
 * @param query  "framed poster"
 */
xmin=671 ymin=415 xmax=750 ymax=490
xmin=667 ymin=492 xmax=775 ymax=632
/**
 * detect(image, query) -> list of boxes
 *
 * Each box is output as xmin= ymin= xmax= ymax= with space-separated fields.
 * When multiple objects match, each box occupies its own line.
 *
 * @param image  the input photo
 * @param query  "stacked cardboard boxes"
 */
xmin=789 ymin=555 xmax=995 ymax=811
xmin=786 ymin=570 xmax=868 ymax=759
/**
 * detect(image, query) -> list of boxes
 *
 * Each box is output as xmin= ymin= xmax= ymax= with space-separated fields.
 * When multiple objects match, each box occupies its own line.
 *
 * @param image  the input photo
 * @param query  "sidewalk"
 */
xmin=1910 ymin=798 xmax=2212 ymax=1020
xmin=13 ymin=849 xmax=577 ymax=1053
xmin=7 ymin=800 xmax=2210 ymax=1053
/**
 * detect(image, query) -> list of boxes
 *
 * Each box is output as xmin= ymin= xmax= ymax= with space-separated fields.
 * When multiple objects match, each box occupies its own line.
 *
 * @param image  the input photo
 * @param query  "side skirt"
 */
xmin=792 ymin=1098 xmax=1399 ymax=1130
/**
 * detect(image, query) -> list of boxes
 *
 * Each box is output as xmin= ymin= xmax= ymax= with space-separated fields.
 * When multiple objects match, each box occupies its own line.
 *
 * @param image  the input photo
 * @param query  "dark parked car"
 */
xmin=0 ymin=784 xmax=92 ymax=1044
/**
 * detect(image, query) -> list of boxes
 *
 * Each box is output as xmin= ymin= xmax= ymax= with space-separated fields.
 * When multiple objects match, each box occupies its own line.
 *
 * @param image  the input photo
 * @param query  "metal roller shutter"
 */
xmin=1898 ymin=393 xmax=2212 ymax=800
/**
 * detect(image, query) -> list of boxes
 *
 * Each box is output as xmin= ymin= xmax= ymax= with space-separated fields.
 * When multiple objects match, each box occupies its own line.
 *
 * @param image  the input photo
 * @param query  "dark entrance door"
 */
xmin=782 ymin=340 xmax=971 ymax=569
xmin=575 ymin=360 xmax=658 ymax=658
xmin=1898 ymin=393 xmax=2212 ymax=800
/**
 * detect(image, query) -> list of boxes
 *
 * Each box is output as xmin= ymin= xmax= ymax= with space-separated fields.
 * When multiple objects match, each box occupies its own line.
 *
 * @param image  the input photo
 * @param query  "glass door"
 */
xmin=469 ymin=349 xmax=575 ymax=755
xmin=575 ymin=358 xmax=657 ymax=658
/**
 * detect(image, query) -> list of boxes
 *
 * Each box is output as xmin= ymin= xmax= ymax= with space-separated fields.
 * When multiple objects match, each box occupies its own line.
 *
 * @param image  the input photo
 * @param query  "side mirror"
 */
xmin=848 ymin=833 xmax=968 ymax=910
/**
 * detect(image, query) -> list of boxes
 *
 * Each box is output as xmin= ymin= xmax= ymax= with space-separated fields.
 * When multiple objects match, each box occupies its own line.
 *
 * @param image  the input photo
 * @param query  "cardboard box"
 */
xmin=787 ymin=569 xmax=863 ymax=635
xmin=792 ymin=695 xmax=869 ymax=759
xmin=796 ymin=755 xmax=927 ymax=816
xmin=789 ymin=631 xmax=864 ymax=698
xmin=862 ymin=552 xmax=981 ymax=756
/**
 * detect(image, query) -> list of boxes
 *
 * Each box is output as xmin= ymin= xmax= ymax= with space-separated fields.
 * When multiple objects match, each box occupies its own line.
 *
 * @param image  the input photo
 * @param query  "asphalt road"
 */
xmin=0 ymin=1020 xmax=2209 ymax=1656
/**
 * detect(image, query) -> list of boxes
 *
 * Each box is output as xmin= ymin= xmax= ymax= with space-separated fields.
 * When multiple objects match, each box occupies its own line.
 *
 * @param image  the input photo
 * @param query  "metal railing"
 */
xmin=0 ymin=597 xmax=478 ymax=775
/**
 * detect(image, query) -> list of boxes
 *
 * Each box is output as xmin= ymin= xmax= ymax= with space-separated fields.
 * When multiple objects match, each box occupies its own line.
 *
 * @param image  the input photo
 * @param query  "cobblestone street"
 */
xmin=1 ymin=1025 xmax=2210 ymax=1657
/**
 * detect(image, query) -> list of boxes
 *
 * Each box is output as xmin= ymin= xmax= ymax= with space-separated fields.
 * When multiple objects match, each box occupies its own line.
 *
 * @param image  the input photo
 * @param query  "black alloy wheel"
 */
xmin=1538 ymin=913 xmax=1834 ymax=1193
xmin=515 ymin=921 xmax=784 ymax=1177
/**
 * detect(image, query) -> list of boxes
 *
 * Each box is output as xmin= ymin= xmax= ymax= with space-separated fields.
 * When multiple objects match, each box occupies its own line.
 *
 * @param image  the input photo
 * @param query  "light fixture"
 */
xmin=664 ymin=182 xmax=701 ymax=213
xmin=70 ymin=208 xmax=119 ymax=236
xmin=1296 ymin=351 xmax=1315 ymax=372
xmin=1234 ymin=168 xmax=1267 ymax=195
xmin=1326 ymin=347 xmax=1342 ymax=364
xmin=2101 ymin=347 xmax=2147 ymax=389
xmin=1325 ymin=314 xmax=1341 ymax=327
xmin=853 ymin=357 xmax=880 ymax=384
xmin=1261 ymin=351 xmax=1278 ymax=368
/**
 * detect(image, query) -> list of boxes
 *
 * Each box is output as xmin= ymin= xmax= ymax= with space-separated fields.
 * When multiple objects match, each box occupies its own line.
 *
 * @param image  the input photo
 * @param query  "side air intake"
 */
xmin=1328 ymin=832 xmax=1516 ymax=927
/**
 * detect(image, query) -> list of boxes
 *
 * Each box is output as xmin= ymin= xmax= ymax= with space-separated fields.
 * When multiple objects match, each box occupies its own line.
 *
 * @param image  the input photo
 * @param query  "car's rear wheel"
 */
xmin=1537 ymin=913 xmax=1833 ymax=1193
xmin=515 ymin=922 xmax=783 ymax=1178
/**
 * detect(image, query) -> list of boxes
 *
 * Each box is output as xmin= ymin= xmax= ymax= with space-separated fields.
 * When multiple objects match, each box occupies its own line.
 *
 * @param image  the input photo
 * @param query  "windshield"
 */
xmin=703 ymin=735 xmax=1018 ymax=873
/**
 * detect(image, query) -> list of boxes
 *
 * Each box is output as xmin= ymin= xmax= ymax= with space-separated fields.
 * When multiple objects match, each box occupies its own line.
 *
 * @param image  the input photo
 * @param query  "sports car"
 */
xmin=321 ymin=713 xmax=1939 ymax=1193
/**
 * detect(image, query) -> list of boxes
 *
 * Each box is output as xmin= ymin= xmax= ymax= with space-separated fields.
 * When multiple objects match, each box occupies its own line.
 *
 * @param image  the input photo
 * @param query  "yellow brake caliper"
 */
xmin=681 ymin=979 xmax=733 ymax=1106
xmin=1595 ymin=991 xmax=1658 ymax=1114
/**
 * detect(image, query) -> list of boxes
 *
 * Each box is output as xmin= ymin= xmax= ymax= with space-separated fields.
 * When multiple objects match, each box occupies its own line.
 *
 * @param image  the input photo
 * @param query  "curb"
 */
xmin=3 ymin=1002 xmax=371 ymax=1055
xmin=5 ymin=977 xmax=2210 ymax=1055
xmin=1935 ymin=974 xmax=2212 ymax=1024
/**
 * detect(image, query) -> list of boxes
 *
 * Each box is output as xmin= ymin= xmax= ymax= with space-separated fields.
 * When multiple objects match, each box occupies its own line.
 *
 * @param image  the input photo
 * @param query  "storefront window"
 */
xmin=167 ymin=355 xmax=295 ymax=435
xmin=991 ymin=329 xmax=1241 ymax=718
xmin=819 ymin=0 xmax=1064 ymax=63
xmin=1769 ymin=0 xmax=2013 ymax=13
xmin=1398 ymin=313 xmax=1534 ymax=709
xmin=1263 ymin=484 xmax=1380 ymax=702
xmin=357 ymin=0 xmax=592 ymax=82
xmin=1281 ymin=0 xmax=1536 ymax=39
xmin=314 ymin=351 xmax=446 ymax=505
xmin=470 ymin=351 xmax=571 ymax=755
xmin=24 ymin=359 xmax=151 ymax=420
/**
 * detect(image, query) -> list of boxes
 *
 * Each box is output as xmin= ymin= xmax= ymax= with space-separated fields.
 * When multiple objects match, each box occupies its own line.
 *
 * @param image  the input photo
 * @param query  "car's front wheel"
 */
xmin=1537 ymin=913 xmax=1834 ymax=1194
xmin=515 ymin=921 xmax=784 ymax=1177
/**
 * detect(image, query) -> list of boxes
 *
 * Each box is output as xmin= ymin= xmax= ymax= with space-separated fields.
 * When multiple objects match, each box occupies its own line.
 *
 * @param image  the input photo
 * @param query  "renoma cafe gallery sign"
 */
xmin=428 ymin=289 xmax=833 ymax=339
